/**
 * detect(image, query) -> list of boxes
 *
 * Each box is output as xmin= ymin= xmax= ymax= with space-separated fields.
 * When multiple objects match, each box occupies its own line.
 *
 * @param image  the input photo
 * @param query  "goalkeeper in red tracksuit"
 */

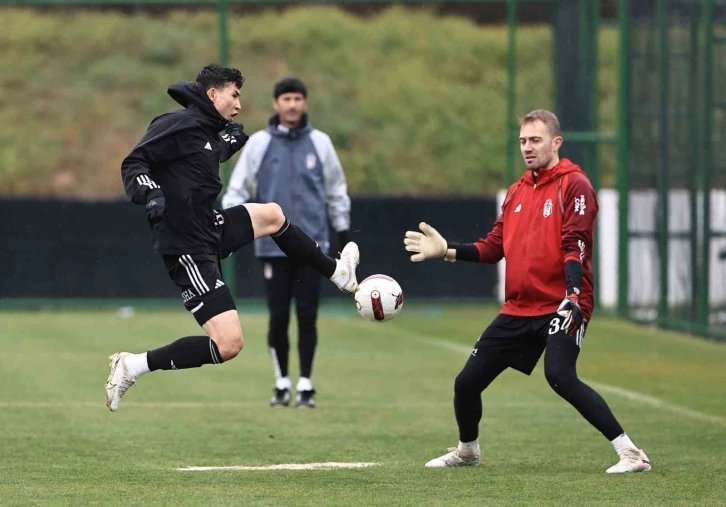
xmin=404 ymin=110 xmax=651 ymax=474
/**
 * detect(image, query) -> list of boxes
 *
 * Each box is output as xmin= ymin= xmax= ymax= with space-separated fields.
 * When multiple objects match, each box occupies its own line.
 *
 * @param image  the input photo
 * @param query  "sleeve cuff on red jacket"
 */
xmin=564 ymin=253 xmax=583 ymax=264
xmin=474 ymin=241 xmax=487 ymax=262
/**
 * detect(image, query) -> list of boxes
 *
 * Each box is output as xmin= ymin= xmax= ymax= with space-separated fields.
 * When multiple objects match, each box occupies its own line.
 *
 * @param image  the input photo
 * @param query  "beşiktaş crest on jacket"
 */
xmin=121 ymin=81 xmax=243 ymax=254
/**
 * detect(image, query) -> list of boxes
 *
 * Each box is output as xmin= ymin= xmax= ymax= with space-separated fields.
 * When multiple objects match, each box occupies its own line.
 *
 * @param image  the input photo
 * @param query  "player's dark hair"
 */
xmin=273 ymin=77 xmax=307 ymax=99
xmin=519 ymin=109 xmax=562 ymax=137
xmin=196 ymin=64 xmax=245 ymax=90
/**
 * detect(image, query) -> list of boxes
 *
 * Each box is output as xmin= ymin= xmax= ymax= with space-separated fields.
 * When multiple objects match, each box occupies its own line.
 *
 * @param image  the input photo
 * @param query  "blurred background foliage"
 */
xmin=0 ymin=7 xmax=617 ymax=197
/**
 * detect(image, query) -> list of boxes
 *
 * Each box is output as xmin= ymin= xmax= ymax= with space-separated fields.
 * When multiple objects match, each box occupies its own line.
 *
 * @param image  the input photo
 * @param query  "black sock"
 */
xmin=147 ymin=336 xmax=223 ymax=371
xmin=271 ymin=220 xmax=336 ymax=278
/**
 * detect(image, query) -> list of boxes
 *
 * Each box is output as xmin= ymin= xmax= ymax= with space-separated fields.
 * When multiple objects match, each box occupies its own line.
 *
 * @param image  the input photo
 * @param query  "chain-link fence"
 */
xmin=624 ymin=0 xmax=726 ymax=339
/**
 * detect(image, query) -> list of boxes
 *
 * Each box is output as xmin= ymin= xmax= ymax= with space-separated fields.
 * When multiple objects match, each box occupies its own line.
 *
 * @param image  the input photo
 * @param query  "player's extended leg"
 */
xmin=105 ymin=251 xmax=243 ymax=412
xmin=105 ymin=307 xmax=242 ymax=411
xmin=293 ymin=262 xmax=322 ymax=408
xmin=543 ymin=319 xmax=651 ymax=473
xmin=425 ymin=330 xmax=510 ymax=468
xmin=242 ymin=203 xmax=358 ymax=293
xmin=262 ymin=258 xmax=294 ymax=407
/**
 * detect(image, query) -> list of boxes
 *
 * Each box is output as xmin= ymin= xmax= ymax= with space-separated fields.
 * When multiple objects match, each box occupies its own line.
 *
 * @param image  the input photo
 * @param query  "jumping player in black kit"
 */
xmin=105 ymin=64 xmax=360 ymax=411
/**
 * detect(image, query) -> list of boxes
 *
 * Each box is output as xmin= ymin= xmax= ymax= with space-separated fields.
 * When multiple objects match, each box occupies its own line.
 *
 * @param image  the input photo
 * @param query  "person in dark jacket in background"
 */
xmin=223 ymin=78 xmax=351 ymax=408
xmin=106 ymin=65 xmax=360 ymax=413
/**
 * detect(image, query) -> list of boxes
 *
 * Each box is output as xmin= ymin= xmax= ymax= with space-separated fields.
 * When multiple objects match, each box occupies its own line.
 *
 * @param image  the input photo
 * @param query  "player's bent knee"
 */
xmin=215 ymin=331 xmax=244 ymax=361
xmin=202 ymin=309 xmax=243 ymax=361
xmin=265 ymin=202 xmax=286 ymax=232
xmin=246 ymin=202 xmax=287 ymax=238
xmin=454 ymin=371 xmax=476 ymax=395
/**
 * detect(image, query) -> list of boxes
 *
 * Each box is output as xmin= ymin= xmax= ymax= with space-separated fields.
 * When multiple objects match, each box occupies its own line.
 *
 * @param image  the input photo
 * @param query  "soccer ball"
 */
xmin=354 ymin=274 xmax=404 ymax=322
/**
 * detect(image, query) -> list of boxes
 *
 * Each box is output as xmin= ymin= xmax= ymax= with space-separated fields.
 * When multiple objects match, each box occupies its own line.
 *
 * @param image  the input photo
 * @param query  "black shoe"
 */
xmin=270 ymin=388 xmax=291 ymax=407
xmin=296 ymin=389 xmax=316 ymax=408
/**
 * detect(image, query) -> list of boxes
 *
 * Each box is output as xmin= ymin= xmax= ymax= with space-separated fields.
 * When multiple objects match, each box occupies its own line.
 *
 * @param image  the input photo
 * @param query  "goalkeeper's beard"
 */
xmin=526 ymin=152 xmax=554 ymax=172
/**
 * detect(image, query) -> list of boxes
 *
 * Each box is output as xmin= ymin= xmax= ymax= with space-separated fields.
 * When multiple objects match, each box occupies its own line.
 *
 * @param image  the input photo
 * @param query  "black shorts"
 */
xmin=163 ymin=205 xmax=254 ymax=325
xmin=474 ymin=313 xmax=588 ymax=375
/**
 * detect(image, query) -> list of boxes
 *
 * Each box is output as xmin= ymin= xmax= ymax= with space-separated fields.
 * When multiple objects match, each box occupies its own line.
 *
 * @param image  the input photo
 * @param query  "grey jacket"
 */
xmin=221 ymin=116 xmax=351 ymax=257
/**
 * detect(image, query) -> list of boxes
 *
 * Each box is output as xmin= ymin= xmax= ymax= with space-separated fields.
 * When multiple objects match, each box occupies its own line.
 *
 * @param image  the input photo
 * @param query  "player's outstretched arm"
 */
xmin=404 ymin=217 xmax=504 ymax=264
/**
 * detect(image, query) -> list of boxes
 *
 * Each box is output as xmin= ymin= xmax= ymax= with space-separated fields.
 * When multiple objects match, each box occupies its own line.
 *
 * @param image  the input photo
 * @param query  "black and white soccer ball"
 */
xmin=354 ymin=274 xmax=404 ymax=322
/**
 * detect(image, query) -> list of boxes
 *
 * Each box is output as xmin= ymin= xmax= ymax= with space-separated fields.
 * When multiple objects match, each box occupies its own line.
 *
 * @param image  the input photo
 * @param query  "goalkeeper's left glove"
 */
xmin=556 ymin=292 xmax=584 ymax=336
xmin=404 ymin=222 xmax=448 ymax=262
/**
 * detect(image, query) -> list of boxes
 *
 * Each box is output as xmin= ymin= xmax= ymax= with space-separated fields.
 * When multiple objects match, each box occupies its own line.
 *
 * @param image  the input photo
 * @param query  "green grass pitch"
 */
xmin=1 ymin=304 xmax=724 ymax=505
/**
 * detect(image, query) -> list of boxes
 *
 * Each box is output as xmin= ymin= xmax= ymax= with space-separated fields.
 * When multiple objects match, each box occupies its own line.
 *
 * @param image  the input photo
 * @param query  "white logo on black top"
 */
xmin=181 ymin=288 xmax=196 ymax=303
xmin=214 ymin=211 xmax=224 ymax=226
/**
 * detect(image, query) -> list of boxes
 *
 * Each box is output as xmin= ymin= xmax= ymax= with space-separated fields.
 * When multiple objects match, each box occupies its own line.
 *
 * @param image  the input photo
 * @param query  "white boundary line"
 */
xmin=0 ymin=400 xmax=556 ymax=409
xmin=583 ymin=380 xmax=726 ymax=427
xmin=177 ymin=462 xmax=378 ymax=471
xmin=412 ymin=332 xmax=726 ymax=427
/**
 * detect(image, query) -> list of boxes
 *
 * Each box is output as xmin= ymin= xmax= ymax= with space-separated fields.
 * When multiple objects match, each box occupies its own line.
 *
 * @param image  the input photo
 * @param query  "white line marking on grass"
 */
xmin=0 ymin=400 xmax=554 ymax=409
xmin=583 ymin=380 xmax=726 ymax=427
xmin=177 ymin=462 xmax=378 ymax=471
xmin=411 ymin=332 xmax=726 ymax=427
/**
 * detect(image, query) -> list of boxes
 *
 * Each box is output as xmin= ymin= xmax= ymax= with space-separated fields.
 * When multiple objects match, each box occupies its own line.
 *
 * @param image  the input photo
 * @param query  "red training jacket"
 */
xmin=474 ymin=158 xmax=597 ymax=320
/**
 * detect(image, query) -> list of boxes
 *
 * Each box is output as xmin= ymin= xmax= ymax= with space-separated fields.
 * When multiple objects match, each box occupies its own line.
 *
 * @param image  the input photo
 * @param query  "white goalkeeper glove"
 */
xmin=556 ymin=294 xmax=584 ymax=335
xmin=404 ymin=222 xmax=448 ymax=262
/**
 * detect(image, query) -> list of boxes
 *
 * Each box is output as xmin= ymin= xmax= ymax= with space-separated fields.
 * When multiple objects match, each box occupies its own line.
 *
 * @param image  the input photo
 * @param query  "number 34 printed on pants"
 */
xmin=548 ymin=317 xmax=587 ymax=348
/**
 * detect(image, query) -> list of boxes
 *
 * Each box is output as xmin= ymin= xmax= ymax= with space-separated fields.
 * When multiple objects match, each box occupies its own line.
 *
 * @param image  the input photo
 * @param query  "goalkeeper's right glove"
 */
xmin=404 ymin=222 xmax=448 ymax=262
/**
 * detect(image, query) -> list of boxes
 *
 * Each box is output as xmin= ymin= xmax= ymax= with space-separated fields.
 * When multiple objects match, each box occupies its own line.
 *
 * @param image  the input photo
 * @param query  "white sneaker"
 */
xmin=425 ymin=447 xmax=480 ymax=468
xmin=606 ymin=448 xmax=651 ymax=474
xmin=105 ymin=352 xmax=136 ymax=412
xmin=333 ymin=242 xmax=360 ymax=294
